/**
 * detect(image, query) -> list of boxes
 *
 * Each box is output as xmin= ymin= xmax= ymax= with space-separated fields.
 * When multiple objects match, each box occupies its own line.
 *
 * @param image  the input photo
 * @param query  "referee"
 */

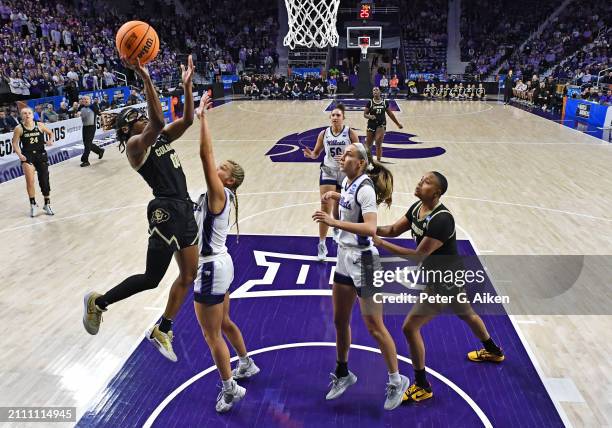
xmin=79 ymin=96 xmax=104 ymax=167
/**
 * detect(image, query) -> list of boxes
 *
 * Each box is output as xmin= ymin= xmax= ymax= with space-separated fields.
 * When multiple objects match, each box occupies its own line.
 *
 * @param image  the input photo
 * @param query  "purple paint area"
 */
xmin=265 ymin=128 xmax=445 ymax=162
xmin=326 ymin=99 xmax=401 ymax=112
xmin=78 ymin=235 xmax=563 ymax=428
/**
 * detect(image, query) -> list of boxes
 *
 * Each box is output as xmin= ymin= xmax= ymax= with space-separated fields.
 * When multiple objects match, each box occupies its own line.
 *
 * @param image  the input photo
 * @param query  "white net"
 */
xmin=284 ymin=0 xmax=341 ymax=49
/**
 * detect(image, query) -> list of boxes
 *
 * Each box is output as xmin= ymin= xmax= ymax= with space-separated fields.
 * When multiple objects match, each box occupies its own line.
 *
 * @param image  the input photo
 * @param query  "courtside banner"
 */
xmin=0 ymin=102 xmax=152 ymax=183
xmin=564 ymin=98 xmax=611 ymax=128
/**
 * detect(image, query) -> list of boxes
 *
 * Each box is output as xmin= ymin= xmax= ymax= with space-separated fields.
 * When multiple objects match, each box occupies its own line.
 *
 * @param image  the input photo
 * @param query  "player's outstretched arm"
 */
xmin=377 ymin=215 xmax=410 ymax=238
xmin=196 ymin=93 xmax=226 ymax=214
xmin=162 ymin=55 xmax=195 ymax=141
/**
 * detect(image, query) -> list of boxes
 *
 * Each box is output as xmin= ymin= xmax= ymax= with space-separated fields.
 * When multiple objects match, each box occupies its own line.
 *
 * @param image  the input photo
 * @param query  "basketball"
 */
xmin=115 ymin=21 xmax=159 ymax=64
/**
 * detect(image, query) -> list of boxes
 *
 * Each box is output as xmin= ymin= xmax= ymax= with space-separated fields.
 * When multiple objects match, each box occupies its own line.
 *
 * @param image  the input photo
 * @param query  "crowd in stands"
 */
xmin=461 ymin=0 xmax=559 ymax=78
xmin=501 ymin=1 xmax=611 ymax=81
xmin=0 ymin=0 xmax=180 ymax=101
xmin=401 ymin=0 xmax=447 ymax=74
xmin=0 ymin=0 xmax=280 ymax=103
xmin=136 ymin=0 xmax=279 ymax=82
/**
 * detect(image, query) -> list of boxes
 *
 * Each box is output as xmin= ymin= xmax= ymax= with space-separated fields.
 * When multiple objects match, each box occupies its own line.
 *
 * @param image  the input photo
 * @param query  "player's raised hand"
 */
xmin=181 ymin=55 xmax=194 ymax=87
xmin=196 ymin=93 xmax=213 ymax=119
xmin=121 ymin=56 xmax=149 ymax=79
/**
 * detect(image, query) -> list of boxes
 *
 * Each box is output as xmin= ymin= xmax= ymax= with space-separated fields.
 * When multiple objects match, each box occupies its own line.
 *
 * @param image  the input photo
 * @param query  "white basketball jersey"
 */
xmin=195 ymin=188 xmax=234 ymax=256
xmin=338 ymin=174 xmax=377 ymax=248
xmin=323 ymin=125 xmax=351 ymax=170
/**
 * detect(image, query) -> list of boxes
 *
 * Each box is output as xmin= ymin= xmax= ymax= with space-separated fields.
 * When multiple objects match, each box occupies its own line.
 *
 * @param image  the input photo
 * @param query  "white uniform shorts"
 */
xmin=333 ymin=246 xmax=381 ymax=297
xmin=194 ymin=252 xmax=234 ymax=305
xmin=320 ymin=164 xmax=346 ymax=187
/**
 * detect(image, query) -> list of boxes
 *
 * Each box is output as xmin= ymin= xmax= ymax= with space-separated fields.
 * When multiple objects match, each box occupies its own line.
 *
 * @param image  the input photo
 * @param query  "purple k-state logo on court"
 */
xmin=265 ymin=127 xmax=445 ymax=162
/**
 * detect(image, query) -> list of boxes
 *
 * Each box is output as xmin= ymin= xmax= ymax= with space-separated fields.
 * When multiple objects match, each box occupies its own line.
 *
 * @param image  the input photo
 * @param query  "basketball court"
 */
xmin=1 ymin=99 xmax=611 ymax=427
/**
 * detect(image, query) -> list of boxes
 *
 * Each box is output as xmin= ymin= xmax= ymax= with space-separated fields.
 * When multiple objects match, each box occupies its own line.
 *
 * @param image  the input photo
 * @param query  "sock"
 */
xmin=319 ymin=239 xmax=326 ymax=245
xmin=159 ymin=316 xmax=173 ymax=333
xmin=482 ymin=337 xmax=503 ymax=355
xmin=29 ymin=197 xmax=36 ymax=205
xmin=44 ymin=197 xmax=50 ymax=205
xmin=222 ymin=378 xmax=234 ymax=391
xmin=388 ymin=371 xmax=401 ymax=385
xmin=94 ymin=296 xmax=108 ymax=310
xmin=414 ymin=368 xmax=430 ymax=389
xmin=239 ymin=355 xmax=250 ymax=366
xmin=335 ymin=361 xmax=348 ymax=378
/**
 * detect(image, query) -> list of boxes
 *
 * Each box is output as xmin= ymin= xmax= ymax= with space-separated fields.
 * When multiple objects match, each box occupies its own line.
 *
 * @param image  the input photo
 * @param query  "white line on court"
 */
xmin=141 ymin=342 xmax=493 ymax=428
xmin=458 ymin=226 xmax=573 ymax=428
xmin=5 ymin=187 xmax=611 ymax=235
xmin=236 ymin=101 xmax=494 ymax=118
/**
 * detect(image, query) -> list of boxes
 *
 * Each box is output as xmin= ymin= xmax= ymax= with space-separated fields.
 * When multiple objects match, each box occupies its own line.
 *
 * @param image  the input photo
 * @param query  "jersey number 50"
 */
xmin=330 ymin=147 xmax=344 ymax=157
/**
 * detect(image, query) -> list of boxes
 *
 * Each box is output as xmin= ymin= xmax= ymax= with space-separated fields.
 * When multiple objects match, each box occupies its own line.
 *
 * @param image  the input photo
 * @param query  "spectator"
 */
xmin=291 ymin=82 xmax=302 ymax=99
xmin=261 ymin=83 xmax=271 ymax=100
xmin=127 ymin=89 xmax=143 ymax=105
xmin=379 ymin=75 xmax=389 ymax=94
xmin=282 ymin=81 xmax=292 ymax=99
xmin=68 ymin=101 xmax=79 ymax=118
xmin=99 ymin=94 xmax=110 ymax=111
xmin=313 ymin=82 xmax=324 ymax=99
xmin=0 ymin=109 xmax=15 ymax=132
xmin=327 ymin=75 xmax=337 ymax=97
xmin=41 ymin=103 xmax=58 ymax=123
xmin=250 ymin=82 xmax=260 ymax=100
xmin=57 ymin=101 xmax=69 ymax=120
xmin=389 ymin=74 xmax=400 ymax=98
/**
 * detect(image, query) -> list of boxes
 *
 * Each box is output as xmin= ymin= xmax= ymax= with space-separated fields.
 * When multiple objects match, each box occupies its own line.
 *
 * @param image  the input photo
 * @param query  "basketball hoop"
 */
xmin=283 ymin=0 xmax=341 ymax=49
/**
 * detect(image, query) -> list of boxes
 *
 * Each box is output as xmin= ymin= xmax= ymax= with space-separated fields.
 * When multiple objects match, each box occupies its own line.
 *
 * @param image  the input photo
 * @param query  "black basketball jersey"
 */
xmin=19 ymin=122 xmax=45 ymax=153
xmin=405 ymin=201 xmax=457 ymax=256
xmin=136 ymin=133 xmax=189 ymax=199
xmin=367 ymin=98 xmax=388 ymax=124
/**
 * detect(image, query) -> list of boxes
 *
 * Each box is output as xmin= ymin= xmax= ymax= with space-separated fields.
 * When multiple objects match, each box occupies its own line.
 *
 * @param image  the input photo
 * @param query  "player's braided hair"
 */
xmin=227 ymin=160 xmax=245 ymax=242
xmin=100 ymin=112 xmax=130 ymax=152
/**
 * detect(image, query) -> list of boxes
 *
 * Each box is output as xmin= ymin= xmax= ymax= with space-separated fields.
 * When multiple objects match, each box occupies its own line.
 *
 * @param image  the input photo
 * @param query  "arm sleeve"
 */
xmin=425 ymin=213 xmax=455 ymax=242
xmin=357 ymin=185 xmax=377 ymax=214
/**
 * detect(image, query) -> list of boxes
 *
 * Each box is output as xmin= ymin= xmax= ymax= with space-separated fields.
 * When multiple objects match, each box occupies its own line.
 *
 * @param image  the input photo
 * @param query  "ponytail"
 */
xmin=353 ymin=143 xmax=394 ymax=207
xmin=367 ymin=159 xmax=394 ymax=207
